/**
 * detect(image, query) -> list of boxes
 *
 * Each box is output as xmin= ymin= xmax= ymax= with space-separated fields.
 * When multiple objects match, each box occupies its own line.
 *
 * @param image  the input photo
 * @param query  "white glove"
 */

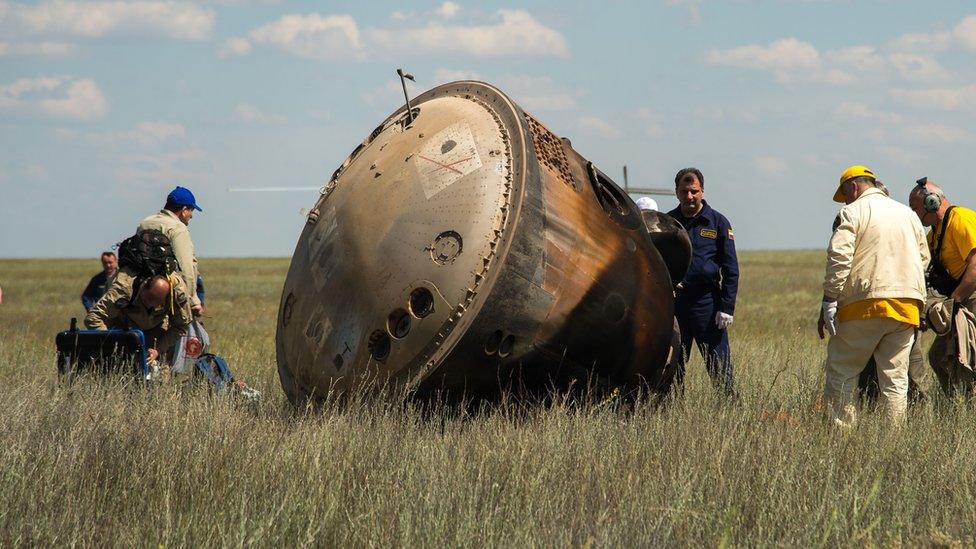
xmin=821 ymin=300 xmax=838 ymax=336
xmin=715 ymin=311 xmax=733 ymax=330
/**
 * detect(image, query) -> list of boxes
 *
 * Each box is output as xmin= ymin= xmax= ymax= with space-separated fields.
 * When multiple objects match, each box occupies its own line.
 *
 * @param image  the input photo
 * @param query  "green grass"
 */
xmin=0 ymin=252 xmax=974 ymax=546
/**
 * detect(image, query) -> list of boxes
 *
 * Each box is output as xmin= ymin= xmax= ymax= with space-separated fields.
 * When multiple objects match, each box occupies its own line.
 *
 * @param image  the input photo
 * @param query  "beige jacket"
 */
xmin=823 ymin=187 xmax=930 ymax=308
xmin=85 ymin=270 xmax=192 ymax=353
xmin=138 ymin=209 xmax=200 ymax=308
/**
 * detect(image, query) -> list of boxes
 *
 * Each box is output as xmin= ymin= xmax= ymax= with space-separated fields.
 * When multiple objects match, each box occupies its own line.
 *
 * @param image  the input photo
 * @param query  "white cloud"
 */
xmin=953 ymin=15 xmax=976 ymax=52
xmin=888 ymin=53 xmax=949 ymax=82
xmin=432 ymin=68 xmax=482 ymax=83
xmin=0 ymin=76 xmax=107 ymax=120
xmin=2 ymin=1 xmax=214 ymax=40
xmin=833 ymin=102 xmax=904 ymax=125
xmin=39 ymin=80 xmax=107 ymax=120
xmin=0 ymin=76 xmax=64 ymax=98
xmin=707 ymin=38 xmax=821 ymax=73
xmin=499 ymin=75 xmax=577 ymax=111
xmin=369 ymin=9 xmax=568 ymax=58
xmin=226 ymin=9 xmax=568 ymax=60
xmin=710 ymin=33 xmax=956 ymax=86
xmin=56 ymin=121 xmax=187 ymax=147
xmin=117 ymin=148 xmax=209 ymax=185
xmin=877 ymin=146 xmax=924 ymax=166
xmin=753 ymin=156 xmax=788 ymax=177
xmin=706 ymin=38 xmax=862 ymax=84
xmin=238 ymin=14 xmax=363 ymax=60
xmin=578 ymin=116 xmax=621 ymax=139
xmin=827 ymin=46 xmax=887 ymax=75
xmin=233 ymin=103 xmax=286 ymax=124
xmin=902 ymin=123 xmax=974 ymax=144
xmin=435 ymin=2 xmax=460 ymax=19
xmin=887 ymin=14 xmax=976 ymax=54
xmin=887 ymin=31 xmax=951 ymax=54
xmin=218 ymin=37 xmax=252 ymax=58
xmin=0 ymin=41 xmax=77 ymax=56
xmin=415 ymin=70 xmax=577 ymax=112
xmin=890 ymin=84 xmax=976 ymax=111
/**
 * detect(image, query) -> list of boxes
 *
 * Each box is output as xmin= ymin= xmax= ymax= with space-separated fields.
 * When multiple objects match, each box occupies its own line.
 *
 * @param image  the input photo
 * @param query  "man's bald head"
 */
xmin=138 ymin=276 xmax=171 ymax=309
xmin=908 ymin=180 xmax=951 ymax=227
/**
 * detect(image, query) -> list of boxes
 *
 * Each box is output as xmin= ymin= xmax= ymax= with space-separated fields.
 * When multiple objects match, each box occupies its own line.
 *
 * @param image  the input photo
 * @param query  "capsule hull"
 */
xmin=276 ymin=81 xmax=677 ymax=402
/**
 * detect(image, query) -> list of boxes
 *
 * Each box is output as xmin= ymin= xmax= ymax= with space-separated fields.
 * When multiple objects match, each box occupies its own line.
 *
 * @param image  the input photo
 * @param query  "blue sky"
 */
xmin=2 ymin=0 xmax=976 ymax=258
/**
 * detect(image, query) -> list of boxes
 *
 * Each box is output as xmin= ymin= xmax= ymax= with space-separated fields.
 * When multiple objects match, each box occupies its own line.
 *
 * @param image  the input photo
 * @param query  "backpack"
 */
xmin=117 ymin=229 xmax=179 ymax=277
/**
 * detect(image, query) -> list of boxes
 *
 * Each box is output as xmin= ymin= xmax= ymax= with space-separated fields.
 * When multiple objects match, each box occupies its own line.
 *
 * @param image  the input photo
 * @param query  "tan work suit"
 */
xmin=928 ymin=297 xmax=976 ymax=397
xmin=138 ymin=209 xmax=200 ymax=308
xmin=84 ymin=270 xmax=193 ymax=359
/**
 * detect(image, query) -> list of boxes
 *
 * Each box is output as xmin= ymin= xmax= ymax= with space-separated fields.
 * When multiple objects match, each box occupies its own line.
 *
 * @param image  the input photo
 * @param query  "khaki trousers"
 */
xmin=826 ymin=318 xmax=914 ymax=428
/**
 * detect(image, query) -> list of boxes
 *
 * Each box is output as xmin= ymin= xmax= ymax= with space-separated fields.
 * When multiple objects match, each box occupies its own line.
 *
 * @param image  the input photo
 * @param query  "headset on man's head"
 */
xmin=916 ymin=176 xmax=942 ymax=213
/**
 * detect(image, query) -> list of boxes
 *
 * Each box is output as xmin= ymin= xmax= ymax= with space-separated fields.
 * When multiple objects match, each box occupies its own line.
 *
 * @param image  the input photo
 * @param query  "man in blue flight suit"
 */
xmin=667 ymin=167 xmax=740 ymax=396
xmin=81 ymin=251 xmax=118 ymax=311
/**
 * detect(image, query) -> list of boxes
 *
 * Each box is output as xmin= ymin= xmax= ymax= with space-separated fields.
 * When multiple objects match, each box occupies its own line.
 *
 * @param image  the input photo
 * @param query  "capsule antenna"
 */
xmin=397 ymin=68 xmax=416 ymax=124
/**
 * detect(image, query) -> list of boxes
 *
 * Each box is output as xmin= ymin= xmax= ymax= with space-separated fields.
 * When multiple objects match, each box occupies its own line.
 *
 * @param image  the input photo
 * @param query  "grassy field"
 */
xmin=1 ymin=252 xmax=975 ymax=546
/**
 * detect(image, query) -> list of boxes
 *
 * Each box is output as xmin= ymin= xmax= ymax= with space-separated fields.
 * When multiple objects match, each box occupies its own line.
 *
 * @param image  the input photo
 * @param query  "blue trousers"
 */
xmin=675 ymin=295 xmax=734 ymax=395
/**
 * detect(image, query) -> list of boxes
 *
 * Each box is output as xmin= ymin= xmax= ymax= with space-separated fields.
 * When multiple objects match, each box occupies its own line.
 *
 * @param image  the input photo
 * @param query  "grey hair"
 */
xmin=846 ymin=176 xmax=875 ymax=187
xmin=873 ymin=180 xmax=890 ymax=197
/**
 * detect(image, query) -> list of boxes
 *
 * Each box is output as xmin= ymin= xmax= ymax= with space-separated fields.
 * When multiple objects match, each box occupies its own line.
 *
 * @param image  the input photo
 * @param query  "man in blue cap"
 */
xmin=137 ymin=186 xmax=204 ymax=316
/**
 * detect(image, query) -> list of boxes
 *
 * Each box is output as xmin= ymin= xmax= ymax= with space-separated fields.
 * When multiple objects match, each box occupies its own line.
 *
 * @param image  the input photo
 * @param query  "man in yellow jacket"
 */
xmin=909 ymin=178 xmax=976 ymax=395
xmin=820 ymin=165 xmax=929 ymax=427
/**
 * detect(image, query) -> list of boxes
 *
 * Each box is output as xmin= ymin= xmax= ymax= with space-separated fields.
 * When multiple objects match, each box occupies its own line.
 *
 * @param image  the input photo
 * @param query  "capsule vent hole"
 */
xmin=499 ymin=335 xmax=515 ymax=358
xmin=388 ymin=309 xmax=411 ymax=339
xmin=484 ymin=330 xmax=504 ymax=355
xmin=409 ymin=288 xmax=434 ymax=318
xmin=369 ymin=330 xmax=391 ymax=362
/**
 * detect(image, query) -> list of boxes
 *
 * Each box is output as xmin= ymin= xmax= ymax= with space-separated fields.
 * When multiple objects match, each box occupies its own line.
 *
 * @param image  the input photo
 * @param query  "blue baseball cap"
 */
xmin=167 ymin=186 xmax=202 ymax=212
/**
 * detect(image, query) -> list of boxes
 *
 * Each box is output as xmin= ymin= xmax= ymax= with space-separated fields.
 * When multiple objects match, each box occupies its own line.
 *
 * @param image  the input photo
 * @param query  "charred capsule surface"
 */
xmin=276 ymin=81 xmax=680 ymax=403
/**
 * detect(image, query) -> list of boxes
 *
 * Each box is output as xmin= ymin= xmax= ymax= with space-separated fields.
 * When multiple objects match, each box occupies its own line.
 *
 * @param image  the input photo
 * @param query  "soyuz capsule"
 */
xmin=275 ymin=81 xmax=688 ymax=403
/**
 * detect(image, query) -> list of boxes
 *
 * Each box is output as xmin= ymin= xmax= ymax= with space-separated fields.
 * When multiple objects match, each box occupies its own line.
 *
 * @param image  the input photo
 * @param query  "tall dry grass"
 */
xmin=0 ymin=253 xmax=974 ymax=546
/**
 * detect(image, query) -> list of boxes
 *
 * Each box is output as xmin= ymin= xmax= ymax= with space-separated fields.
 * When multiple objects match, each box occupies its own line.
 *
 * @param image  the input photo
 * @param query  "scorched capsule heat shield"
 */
xmin=276 ymin=81 xmax=687 ymax=403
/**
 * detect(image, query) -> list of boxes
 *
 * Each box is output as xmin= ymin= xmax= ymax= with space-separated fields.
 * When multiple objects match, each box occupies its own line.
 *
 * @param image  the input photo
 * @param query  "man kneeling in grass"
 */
xmin=85 ymin=271 xmax=192 ymax=369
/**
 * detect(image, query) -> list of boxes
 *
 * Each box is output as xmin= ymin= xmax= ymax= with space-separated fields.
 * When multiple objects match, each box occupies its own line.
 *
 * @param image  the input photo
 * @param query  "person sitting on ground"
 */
xmin=81 ymin=251 xmax=118 ymax=311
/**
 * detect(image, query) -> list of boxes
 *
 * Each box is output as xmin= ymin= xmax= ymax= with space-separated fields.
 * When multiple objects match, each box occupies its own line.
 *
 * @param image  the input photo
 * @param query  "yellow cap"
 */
xmin=834 ymin=165 xmax=876 ymax=202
